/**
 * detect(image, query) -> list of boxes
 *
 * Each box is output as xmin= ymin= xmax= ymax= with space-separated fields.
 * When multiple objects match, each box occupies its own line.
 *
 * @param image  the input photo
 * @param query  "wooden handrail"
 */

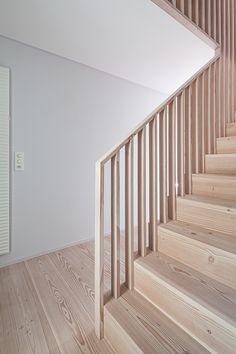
xmin=95 ymin=0 xmax=235 ymax=340
xmin=97 ymin=52 xmax=220 ymax=166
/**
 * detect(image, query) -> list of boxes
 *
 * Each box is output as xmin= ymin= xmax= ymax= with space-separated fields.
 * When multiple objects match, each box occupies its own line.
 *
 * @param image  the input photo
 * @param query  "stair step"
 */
xmin=176 ymin=195 xmax=236 ymax=235
xmin=158 ymin=220 xmax=236 ymax=289
xmin=192 ymin=173 xmax=236 ymax=201
xmin=217 ymin=136 xmax=236 ymax=154
xmin=226 ymin=122 xmax=236 ymax=137
xmin=104 ymin=289 xmax=209 ymax=354
xmin=134 ymin=252 xmax=236 ymax=353
xmin=205 ymin=154 xmax=236 ymax=175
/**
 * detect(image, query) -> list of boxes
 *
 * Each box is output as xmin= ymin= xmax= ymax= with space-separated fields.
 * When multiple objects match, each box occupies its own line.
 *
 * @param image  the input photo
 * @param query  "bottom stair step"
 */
xmin=134 ymin=252 xmax=236 ymax=353
xmin=104 ymin=289 xmax=209 ymax=354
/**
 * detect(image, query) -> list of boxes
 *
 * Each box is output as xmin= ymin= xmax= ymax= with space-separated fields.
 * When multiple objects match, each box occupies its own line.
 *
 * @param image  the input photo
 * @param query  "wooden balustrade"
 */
xmin=95 ymin=0 xmax=235 ymax=339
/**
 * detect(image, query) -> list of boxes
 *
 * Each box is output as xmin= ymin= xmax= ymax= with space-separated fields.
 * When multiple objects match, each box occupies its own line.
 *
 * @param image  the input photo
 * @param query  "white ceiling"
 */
xmin=0 ymin=0 xmax=214 ymax=94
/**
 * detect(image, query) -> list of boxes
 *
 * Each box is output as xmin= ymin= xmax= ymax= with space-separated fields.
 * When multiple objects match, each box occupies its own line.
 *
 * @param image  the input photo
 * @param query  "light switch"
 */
xmin=15 ymin=152 xmax=24 ymax=171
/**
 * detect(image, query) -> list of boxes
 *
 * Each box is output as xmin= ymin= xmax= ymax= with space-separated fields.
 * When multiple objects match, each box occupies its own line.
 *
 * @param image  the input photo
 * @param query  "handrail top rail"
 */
xmin=97 ymin=51 xmax=220 ymax=166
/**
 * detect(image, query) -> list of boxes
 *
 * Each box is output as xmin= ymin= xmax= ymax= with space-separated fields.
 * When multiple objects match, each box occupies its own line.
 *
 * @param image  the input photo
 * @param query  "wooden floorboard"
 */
xmin=0 ymin=239 xmax=117 ymax=354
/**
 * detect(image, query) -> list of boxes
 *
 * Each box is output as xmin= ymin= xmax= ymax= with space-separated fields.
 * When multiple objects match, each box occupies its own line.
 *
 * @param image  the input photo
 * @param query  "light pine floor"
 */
xmin=0 ymin=237 xmax=122 ymax=354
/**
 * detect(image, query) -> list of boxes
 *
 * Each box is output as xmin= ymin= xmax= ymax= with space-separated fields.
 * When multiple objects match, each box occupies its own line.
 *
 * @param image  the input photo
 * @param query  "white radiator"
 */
xmin=0 ymin=66 xmax=10 ymax=255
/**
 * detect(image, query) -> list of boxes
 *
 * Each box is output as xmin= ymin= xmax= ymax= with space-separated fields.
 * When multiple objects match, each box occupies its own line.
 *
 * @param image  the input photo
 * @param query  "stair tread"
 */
xmin=205 ymin=153 xmax=236 ymax=157
xmin=192 ymin=173 xmax=236 ymax=179
xmin=135 ymin=252 xmax=236 ymax=326
xmin=178 ymin=194 xmax=236 ymax=209
xmin=217 ymin=136 xmax=236 ymax=141
xmin=159 ymin=220 xmax=236 ymax=254
xmin=105 ymin=289 xmax=209 ymax=353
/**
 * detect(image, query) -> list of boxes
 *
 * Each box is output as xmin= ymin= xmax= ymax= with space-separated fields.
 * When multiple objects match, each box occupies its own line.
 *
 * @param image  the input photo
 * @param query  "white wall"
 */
xmin=0 ymin=0 xmax=215 ymax=93
xmin=0 ymin=36 xmax=166 ymax=266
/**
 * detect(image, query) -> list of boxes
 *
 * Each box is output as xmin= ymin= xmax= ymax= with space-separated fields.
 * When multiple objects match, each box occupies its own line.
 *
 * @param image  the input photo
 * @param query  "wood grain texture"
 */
xmin=138 ymin=128 xmax=147 ymax=257
xmin=158 ymin=220 xmax=236 ymax=289
xmin=111 ymin=153 xmax=120 ymax=299
xmin=205 ymin=153 xmax=236 ymax=174
xmin=192 ymin=173 xmax=236 ymax=201
xmin=226 ymin=122 xmax=236 ymax=136
xmin=217 ymin=136 xmax=236 ymax=154
xmin=134 ymin=252 xmax=236 ymax=353
xmin=105 ymin=289 xmax=209 ymax=354
xmin=177 ymin=195 xmax=236 ymax=235
xmin=149 ymin=117 xmax=157 ymax=251
xmin=0 ymin=240 xmax=117 ymax=354
xmin=0 ymin=262 xmax=60 ymax=354
xmin=168 ymin=100 xmax=177 ymax=220
xmin=159 ymin=110 xmax=168 ymax=223
xmin=95 ymin=162 xmax=105 ymax=338
xmin=125 ymin=139 xmax=134 ymax=290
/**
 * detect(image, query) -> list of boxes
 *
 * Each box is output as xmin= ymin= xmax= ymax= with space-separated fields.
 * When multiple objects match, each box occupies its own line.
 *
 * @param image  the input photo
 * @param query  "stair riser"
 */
xmin=205 ymin=155 xmax=236 ymax=175
xmin=226 ymin=123 xmax=236 ymax=137
xmin=176 ymin=199 xmax=236 ymax=235
xmin=217 ymin=138 xmax=236 ymax=154
xmin=105 ymin=309 xmax=140 ymax=354
xmin=158 ymin=228 xmax=236 ymax=289
xmin=134 ymin=264 xmax=236 ymax=353
xmin=192 ymin=175 xmax=236 ymax=201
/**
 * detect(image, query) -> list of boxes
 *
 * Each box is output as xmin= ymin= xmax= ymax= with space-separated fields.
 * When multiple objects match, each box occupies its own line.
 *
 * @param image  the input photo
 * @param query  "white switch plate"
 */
xmin=15 ymin=152 xmax=24 ymax=171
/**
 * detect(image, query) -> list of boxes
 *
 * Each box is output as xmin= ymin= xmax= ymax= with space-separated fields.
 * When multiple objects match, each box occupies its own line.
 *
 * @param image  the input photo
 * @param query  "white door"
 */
xmin=0 ymin=66 xmax=10 ymax=255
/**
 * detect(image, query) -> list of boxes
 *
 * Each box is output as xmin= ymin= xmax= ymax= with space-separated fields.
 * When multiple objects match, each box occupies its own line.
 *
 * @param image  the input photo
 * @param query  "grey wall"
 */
xmin=0 ymin=36 xmax=166 ymax=266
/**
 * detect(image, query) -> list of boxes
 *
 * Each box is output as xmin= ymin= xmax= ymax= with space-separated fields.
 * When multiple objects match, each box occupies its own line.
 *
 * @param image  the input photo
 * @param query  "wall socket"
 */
xmin=15 ymin=152 xmax=24 ymax=171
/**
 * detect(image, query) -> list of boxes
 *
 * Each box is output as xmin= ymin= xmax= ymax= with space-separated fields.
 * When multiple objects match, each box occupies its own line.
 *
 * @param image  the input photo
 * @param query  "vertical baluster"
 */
xmin=208 ymin=0 xmax=212 ymax=37
xmin=159 ymin=110 xmax=168 ymax=223
xmin=232 ymin=0 xmax=236 ymax=121
xmin=222 ymin=0 xmax=227 ymax=130
xmin=149 ymin=117 xmax=157 ymax=251
xmin=231 ymin=0 xmax=235 ymax=120
xmin=95 ymin=162 xmax=104 ymax=339
xmin=175 ymin=0 xmax=180 ymax=11
xmin=168 ymin=100 xmax=177 ymax=220
xmin=207 ymin=66 xmax=212 ymax=154
xmin=197 ymin=76 xmax=203 ymax=172
xmin=188 ymin=0 xmax=193 ymax=20
xmin=177 ymin=93 xmax=185 ymax=196
xmin=195 ymin=0 xmax=200 ymax=27
xmin=184 ymin=0 xmax=189 ymax=17
xmin=191 ymin=80 xmax=197 ymax=174
xmin=211 ymin=0 xmax=217 ymax=41
xmin=138 ymin=128 xmax=147 ymax=256
xmin=208 ymin=63 xmax=216 ymax=154
xmin=212 ymin=63 xmax=216 ymax=153
xmin=224 ymin=0 xmax=230 ymax=123
xmin=204 ymin=68 xmax=210 ymax=154
xmin=176 ymin=0 xmax=184 ymax=12
xmin=233 ymin=0 xmax=236 ymax=119
xmin=201 ymin=72 xmax=206 ymax=171
xmin=184 ymin=87 xmax=192 ymax=194
xmin=111 ymin=153 xmax=120 ymax=299
xmin=215 ymin=0 xmax=219 ymax=42
xmin=218 ymin=0 xmax=225 ymax=137
xmin=125 ymin=139 xmax=134 ymax=290
xmin=228 ymin=0 xmax=232 ymax=122
xmin=180 ymin=0 xmax=184 ymax=13
xmin=191 ymin=0 xmax=196 ymax=23
xmin=215 ymin=59 xmax=220 ymax=139
xmin=201 ymin=0 xmax=206 ymax=31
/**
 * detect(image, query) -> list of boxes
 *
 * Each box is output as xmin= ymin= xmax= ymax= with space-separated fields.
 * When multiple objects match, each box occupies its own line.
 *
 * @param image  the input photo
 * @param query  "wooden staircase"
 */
xmin=104 ymin=123 xmax=236 ymax=353
xmin=95 ymin=1 xmax=236 ymax=353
